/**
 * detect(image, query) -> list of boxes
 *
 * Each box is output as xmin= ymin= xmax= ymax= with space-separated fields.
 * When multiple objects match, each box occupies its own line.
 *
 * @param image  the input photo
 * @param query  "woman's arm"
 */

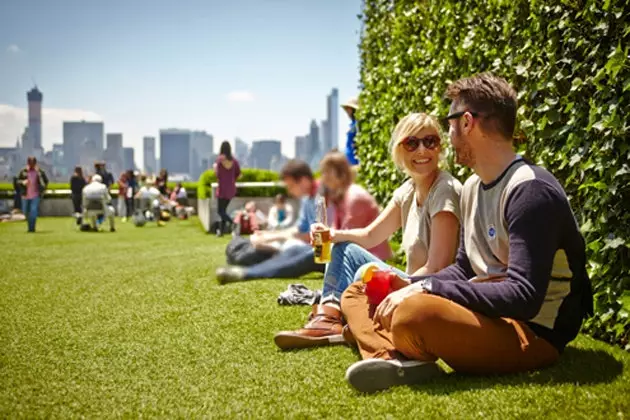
xmin=410 ymin=211 xmax=459 ymax=277
xmin=333 ymin=200 xmax=401 ymax=249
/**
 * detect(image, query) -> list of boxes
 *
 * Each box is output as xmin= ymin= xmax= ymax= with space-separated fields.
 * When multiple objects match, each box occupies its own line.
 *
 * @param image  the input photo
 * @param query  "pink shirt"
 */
xmin=332 ymin=184 xmax=392 ymax=261
xmin=26 ymin=168 xmax=39 ymax=199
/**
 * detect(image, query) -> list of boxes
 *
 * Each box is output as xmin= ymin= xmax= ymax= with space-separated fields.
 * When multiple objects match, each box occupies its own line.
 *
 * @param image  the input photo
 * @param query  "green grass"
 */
xmin=1 ymin=218 xmax=629 ymax=419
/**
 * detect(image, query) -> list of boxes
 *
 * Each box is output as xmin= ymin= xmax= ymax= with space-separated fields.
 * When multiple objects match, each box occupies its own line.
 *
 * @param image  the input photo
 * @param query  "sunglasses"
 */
xmin=441 ymin=110 xmax=486 ymax=130
xmin=399 ymin=135 xmax=440 ymax=152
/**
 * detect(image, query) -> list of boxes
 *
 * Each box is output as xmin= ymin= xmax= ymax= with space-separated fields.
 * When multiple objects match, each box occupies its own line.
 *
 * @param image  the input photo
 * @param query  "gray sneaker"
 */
xmin=216 ymin=266 xmax=245 ymax=285
xmin=345 ymin=358 xmax=442 ymax=393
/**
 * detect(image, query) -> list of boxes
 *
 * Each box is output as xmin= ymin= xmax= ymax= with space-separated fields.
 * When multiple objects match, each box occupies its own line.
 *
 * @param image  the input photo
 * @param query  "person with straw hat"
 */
xmin=341 ymin=97 xmax=360 ymax=166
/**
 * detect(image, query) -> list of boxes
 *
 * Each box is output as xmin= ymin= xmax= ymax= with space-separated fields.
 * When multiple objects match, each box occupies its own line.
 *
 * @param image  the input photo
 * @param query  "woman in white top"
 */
xmin=267 ymin=194 xmax=294 ymax=230
xmin=274 ymin=112 xmax=462 ymax=350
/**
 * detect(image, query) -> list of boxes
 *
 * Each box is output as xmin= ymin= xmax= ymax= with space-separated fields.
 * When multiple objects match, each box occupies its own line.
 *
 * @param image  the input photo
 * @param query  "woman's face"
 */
xmin=399 ymin=127 xmax=441 ymax=177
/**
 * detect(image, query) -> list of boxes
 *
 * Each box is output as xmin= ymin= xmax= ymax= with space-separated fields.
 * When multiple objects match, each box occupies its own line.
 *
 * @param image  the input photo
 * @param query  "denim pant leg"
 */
xmin=244 ymin=244 xmax=325 ymax=279
xmin=321 ymin=242 xmax=408 ymax=304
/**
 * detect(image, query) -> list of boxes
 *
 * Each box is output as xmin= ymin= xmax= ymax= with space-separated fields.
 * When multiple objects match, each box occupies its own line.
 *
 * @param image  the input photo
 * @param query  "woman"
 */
xmin=70 ymin=166 xmax=87 ymax=221
xmin=267 ymin=193 xmax=294 ymax=230
xmin=214 ymin=141 xmax=241 ymax=236
xmin=156 ymin=169 xmax=169 ymax=196
xmin=274 ymin=113 xmax=462 ymax=350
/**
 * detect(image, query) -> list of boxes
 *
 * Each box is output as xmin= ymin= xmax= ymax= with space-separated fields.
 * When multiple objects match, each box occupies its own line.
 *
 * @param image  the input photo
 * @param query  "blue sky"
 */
xmin=0 ymin=0 xmax=362 ymax=163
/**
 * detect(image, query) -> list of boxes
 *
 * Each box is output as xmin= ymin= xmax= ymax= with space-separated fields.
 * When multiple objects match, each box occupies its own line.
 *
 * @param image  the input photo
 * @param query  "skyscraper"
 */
xmin=105 ymin=133 xmax=124 ymax=176
xmin=234 ymin=137 xmax=249 ymax=167
xmin=190 ymin=131 xmax=214 ymax=179
xmin=294 ymin=135 xmax=308 ymax=161
xmin=160 ymin=129 xmax=191 ymax=176
xmin=63 ymin=121 xmax=104 ymax=172
xmin=250 ymin=140 xmax=281 ymax=170
xmin=326 ymin=88 xmax=339 ymax=151
xmin=143 ymin=136 xmax=156 ymax=175
xmin=27 ymin=86 xmax=43 ymax=152
xmin=307 ymin=120 xmax=322 ymax=169
xmin=320 ymin=120 xmax=329 ymax=153
xmin=123 ymin=147 xmax=135 ymax=172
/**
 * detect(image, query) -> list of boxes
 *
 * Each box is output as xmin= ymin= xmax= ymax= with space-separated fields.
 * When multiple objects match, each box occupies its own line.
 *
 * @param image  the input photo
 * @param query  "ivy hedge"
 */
xmin=357 ymin=0 xmax=629 ymax=349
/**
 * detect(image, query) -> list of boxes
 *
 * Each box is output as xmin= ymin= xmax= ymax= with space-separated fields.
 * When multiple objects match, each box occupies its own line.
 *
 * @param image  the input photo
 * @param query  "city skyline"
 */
xmin=0 ymin=0 xmax=362 ymax=165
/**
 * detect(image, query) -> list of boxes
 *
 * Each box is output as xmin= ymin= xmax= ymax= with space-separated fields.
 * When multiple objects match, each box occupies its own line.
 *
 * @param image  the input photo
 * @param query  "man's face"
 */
xmin=447 ymin=102 xmax=476 ymax=168
xmin=27 ymin=158 xmax=35 ymax=169
xmin=283 ymin=177 xmax=302 ymax=198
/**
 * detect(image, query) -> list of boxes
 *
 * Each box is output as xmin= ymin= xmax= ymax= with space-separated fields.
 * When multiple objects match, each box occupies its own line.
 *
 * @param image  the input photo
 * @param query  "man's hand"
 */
xmin=249 ymin=231 xmax=270 ymax=249
xmin=373 ymin=279 xmax=424 ymax=332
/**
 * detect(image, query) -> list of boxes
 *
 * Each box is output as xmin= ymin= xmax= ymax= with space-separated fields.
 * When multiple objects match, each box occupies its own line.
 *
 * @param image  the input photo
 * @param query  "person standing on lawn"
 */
xmin=70 ymin=166 xmax=87 ymax=225
xmin=214 ymin=141 xmax=241 ymax=236
xmin=274 ymin=113 xmax=462 ymax=350
xmin=340 ymin=73 xmax=594 ymax=393
xmin=341 ymin=97 xmax=360 ymax=166
xmin=17 ymin=156 xmax=48 ymax=233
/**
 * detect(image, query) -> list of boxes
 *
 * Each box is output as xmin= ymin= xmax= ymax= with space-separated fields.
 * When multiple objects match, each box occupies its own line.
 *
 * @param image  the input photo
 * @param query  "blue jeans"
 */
xmin=321 ymin=242 xmax=408 ymax=304
xmin=244 ymin=243 xmax=325 ymax=279
xmin=22 ymin=196 xmax=40 ymax=232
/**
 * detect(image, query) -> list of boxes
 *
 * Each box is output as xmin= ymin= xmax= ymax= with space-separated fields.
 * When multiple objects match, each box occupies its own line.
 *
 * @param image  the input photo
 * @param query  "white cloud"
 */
xmin=0 ymin=104 xmax=102 ymax=149
xmin=226 ymin=90 xmax=255 ymax=103
xmin=7 ymin=44 xmax=21 ymax=53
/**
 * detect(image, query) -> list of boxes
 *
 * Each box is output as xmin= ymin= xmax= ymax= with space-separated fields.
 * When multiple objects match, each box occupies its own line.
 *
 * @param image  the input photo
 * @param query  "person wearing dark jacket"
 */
xmin=70 ymin=166 xmax=87 ymax=223
xmin=12 ymin=175 xmax=22 ymax=212
xmin=340 ymin=73 xmax=593 ymax=393
xmin=16 ymin=156 xmax=49 ymax=232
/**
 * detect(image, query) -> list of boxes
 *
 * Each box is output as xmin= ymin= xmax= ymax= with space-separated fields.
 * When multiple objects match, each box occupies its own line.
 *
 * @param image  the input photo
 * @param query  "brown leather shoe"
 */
xmin=274 ymin=305 xmax=344 ymax=350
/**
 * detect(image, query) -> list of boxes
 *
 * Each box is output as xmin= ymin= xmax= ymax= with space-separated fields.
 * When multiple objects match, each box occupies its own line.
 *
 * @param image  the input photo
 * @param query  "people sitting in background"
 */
xmin=82 ymin=174 xmax=116 ymax=232
xmin=170 ymin=182 xmax=188 ymax=205
xmin=232 ymin=201 xmax=266 ymax=235
xmin=156 ymin=169 xmax=169 ymax=197
xmin=274 ymin=113 xmax=462 ymax=351
xmin=216 ymin=152 xmax=391 ymax=284
xmin=268 ymin=194 xmax=294 ymax=230
xmin=340 ymin=74 xmax=593 ymax=394
xmin=17 ymin=156 xmax=49 ymax=233
xmin=70 ymin=166 xmax=87 ymax=225
xmin=135 ymin=177 xmax=169 ymax=226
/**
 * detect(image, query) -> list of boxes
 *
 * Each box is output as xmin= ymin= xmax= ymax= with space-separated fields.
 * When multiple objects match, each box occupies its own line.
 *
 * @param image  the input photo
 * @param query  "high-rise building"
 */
xmin=191 ymin=131 xmax=214 ymax=179
xmin=104 ymin=133 xmax=124 ymax=176
xmin=234 ymin=137 xmax=249 ymax=167
xmin=250 ymin=140 xmax=281 ymax=170
xmin=143 ymin=136 xmax=157 ymax=176
xmin=320 ymin=120 xmax=329 ymax=153
xmin=27 ymin=86 xmax=43 ymax=153
xmin=326 ymin=88 xmax=339 ymax=151
xmin=63 ymin=121 xmax=104 ymax=173
xmin=307 ymin=120 xmax=322 ymax=170
xmin=294 ymin=135 xmax=308 ymax=161
xmin=123 ymin=147 xmax=135 ymax=172
xmin=160 ymin=129 xmax=191 ymax=176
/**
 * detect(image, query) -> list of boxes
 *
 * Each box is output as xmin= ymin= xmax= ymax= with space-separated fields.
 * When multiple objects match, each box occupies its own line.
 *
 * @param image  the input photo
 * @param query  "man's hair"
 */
xmin=280 ymin=159 xmax=313 ymax=181
xmin=319 ymin=151 xmax=353 ymax=189
xmin=445 ymin=73 xmax=517 ymax=140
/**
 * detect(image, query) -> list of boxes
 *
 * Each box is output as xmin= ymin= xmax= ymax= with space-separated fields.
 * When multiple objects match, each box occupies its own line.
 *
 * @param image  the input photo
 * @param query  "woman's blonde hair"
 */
xmin=389 ymin=113 xmax=443 ymax=175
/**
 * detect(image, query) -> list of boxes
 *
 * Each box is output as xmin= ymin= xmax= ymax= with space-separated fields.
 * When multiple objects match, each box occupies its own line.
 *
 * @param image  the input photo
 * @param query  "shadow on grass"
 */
xmin=411 ymin=347 xmax=624 ymax=395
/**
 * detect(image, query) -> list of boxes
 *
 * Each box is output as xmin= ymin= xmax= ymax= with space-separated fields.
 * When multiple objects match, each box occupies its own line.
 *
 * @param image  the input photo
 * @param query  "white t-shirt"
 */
xmin=137 ymin=186 xmax=162 ymax=201
xmin=392 ymin=171 xmax=462 ymax=274
xmin=83 ymin=181 xmax=111 ymax=201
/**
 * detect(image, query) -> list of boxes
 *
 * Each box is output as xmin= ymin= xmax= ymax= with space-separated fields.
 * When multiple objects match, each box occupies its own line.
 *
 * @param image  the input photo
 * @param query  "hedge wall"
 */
xmin=357 ymin=0 xmax=629 ymax=349
xmin=196 ymin=168 xmax=286 ymax=199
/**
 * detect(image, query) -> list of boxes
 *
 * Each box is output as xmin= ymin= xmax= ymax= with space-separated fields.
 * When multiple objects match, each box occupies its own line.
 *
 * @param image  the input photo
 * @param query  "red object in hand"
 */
xmin=363 ymin=268 xmax=394 ymax=305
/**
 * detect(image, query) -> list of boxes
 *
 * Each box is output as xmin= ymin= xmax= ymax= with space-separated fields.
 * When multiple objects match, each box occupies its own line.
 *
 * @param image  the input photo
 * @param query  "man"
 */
xmin=341 ymin=73 xmax=593 ymax=393
xmin=215 ymin=159 xmax=322 ymax=283
xmin=341 ymin=97 xmax=359 ymax=166
xmin=135 ymin=177 xmax=169 ymax=226
xmin=17 ymin=156 xmax=49 ymax=233
xmin=82 ymin=174 xmax=116 ymax=232
xmin=94 ymin=161 xmax=114 ymax=189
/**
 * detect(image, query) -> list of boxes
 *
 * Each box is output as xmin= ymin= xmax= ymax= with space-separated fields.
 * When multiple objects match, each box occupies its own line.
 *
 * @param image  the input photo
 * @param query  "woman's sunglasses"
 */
xmin=399 ymin=135 xmax=440 ymax=152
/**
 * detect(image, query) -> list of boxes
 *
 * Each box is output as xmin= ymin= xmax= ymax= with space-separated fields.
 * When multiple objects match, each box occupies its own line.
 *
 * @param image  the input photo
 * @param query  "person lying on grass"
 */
xmin=340 ymin=73 xmax=594 ymax=393
xmin=216 ymin=152 xmax=391 ymax=283
xmin=274 ymin=113 xmax=462 ymax=350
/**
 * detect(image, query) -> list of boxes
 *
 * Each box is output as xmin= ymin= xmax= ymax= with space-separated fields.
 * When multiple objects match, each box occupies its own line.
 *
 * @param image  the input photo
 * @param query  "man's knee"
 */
xmin=391 ymin=294 xmax=448 ymax=352
xmin=340 ymin=281 xmax=365 ymax=312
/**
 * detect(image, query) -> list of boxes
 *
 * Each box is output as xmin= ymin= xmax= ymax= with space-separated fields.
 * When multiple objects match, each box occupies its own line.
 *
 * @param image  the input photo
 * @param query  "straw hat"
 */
xmin=340 ymin=97 xmax=359 ymax=110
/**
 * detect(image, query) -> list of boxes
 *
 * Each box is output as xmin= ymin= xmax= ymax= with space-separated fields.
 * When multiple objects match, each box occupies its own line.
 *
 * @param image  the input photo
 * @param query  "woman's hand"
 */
xmin=373 ymin=279 xmax=423 ymax=332
xmin=310 ymin=223 xmax=337 ymax=244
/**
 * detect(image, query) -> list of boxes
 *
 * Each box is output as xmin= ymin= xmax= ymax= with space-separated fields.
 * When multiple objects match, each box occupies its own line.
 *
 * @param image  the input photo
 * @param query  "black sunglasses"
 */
xmin=399 ymin=135 xmax=440 ymax=152
xmin=441 ymin=110 xmax=484 ymax=129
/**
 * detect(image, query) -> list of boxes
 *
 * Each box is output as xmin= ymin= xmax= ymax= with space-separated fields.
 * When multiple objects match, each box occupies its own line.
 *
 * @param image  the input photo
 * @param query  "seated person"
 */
xmin=216 ymin=153 xmax=391 ymax=283
xmin=233 ymin=201 xmax=267 ymax=234
xmin=274 ymin=113 xmax=462 ymax=350
xmin=340 ymin=74 xmax=593 ymax=393
xmin=169 ymin=182 xmax=188 ymax=205
xmin=267 ymin=194 xmax=294 ymax=230
xmin=135 ymin=178 xmax=169 ymax=226
xmin=82 ymin=174 xmax=116 ymax=232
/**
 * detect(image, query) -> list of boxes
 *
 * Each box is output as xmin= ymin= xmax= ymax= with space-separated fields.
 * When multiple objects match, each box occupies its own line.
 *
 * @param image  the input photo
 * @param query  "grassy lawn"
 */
xmin=1 ymin=218 xmax=629 ymax=418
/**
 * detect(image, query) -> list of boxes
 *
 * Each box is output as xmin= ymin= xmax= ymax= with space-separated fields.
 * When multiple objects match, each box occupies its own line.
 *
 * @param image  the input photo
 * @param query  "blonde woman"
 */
xmin=275 ymin=113 xmax=462 ymax=350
